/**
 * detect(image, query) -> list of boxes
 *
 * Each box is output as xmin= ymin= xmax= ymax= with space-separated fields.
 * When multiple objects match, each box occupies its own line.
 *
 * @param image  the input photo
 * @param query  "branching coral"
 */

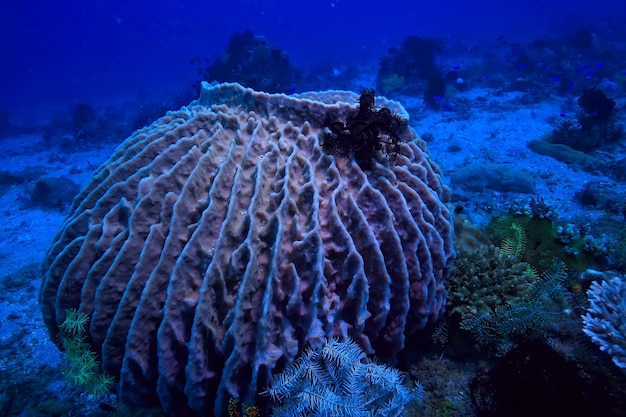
xmin=459 ymin=262 xmax=568 ymax=353
xmin=582 ymin=277 xmax=626 ymax=369
xmin=448 ymin=230 xmax=569 ymax=355
xmin=447 ymin=245 xmax=537 ymax=317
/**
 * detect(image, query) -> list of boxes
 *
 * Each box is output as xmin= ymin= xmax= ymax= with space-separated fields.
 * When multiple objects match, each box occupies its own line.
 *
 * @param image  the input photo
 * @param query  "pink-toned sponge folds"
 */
xmin=39 ymin=82 xmax=455 ymax=415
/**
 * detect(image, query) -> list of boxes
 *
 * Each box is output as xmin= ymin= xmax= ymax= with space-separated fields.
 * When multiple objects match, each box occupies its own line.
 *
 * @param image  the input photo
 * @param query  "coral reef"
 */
xmin=42 ymin=100 xmax=162 ymax=152
xmin=510 ymin=196 xmax=560 ymax=220
xmin=0 ymin=109 xmax=30 ymax=138
xmin=487 ymin=212 xmax=602 ymax=272
xmin=407 ymin=355 xmax=474 ymax=417
xmin=576 ymin=180 xmax=626 ymax=215
xmin=590 ymin=215 xmax=626 ymax=271
xmin=71 ymin=103 xmax=106 ymax=143
xmin=263 ymin=338 xmax=422 ymax=416
xmin=491 ymin=26 xmax=624 ymax=98
xmin=204 ymin=30 xmax=299 ymax=93
xmin=582 ymin=276 xmax=626 ymax=369
xmin=549 ymin=117 xmax=623 ymax=153
xmin=376 ymin=36 xmax=446 ymax=108
xmin=0 ymin=167 xmax=47 ymax=190
xmin=447 ymin=246 xmax=537 ymax=318
xmin=23 ymin=176 xmax=80 ymax=210
xmin=578 ymin=86 xmax=616 ymax=125
xmin=39 ymin=82 xmax=455 ymax=416
xmin=447 ymin=221 xmax=570 ymax=355
xmin=540 ymin=87 xmax=624 ymax=154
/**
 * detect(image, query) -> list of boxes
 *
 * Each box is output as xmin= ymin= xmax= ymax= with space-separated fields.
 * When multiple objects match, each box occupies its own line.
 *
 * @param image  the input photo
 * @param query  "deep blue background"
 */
xmin=1 ymin=0 xmax=624 ymax=119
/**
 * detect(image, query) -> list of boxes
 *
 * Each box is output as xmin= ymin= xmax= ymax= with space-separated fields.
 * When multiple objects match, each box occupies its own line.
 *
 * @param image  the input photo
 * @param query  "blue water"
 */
xmin=3 ymin=0 xmax=624 ymax=116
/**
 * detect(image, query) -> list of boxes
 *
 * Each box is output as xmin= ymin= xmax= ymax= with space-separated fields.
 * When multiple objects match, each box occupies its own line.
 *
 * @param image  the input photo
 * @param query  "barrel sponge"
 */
xmin=39 ymin=82 xmax=455 ymax=416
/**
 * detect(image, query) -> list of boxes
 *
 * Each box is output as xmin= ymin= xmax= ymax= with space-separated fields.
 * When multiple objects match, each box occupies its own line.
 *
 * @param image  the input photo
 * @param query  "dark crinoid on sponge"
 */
xmin=320 ymin=89 xmax=408 ymax=169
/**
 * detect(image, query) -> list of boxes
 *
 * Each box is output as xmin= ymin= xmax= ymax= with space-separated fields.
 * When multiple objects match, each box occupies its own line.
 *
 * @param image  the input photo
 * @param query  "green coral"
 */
xmin=447 ymin=245 xmax=537 ymax=317
xmin=487 ymin=213 xmax=600 ymax=272
xmin=59 ymin=309 xmax=115 ymax=396
xmin=447 ymin=223 xmax=569 ymax=355
xmin=457 ymin=261 xmax=568 ymax=354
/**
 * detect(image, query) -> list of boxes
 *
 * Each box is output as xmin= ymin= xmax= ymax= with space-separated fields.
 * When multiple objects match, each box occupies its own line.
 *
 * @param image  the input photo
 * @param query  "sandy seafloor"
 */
xmin=0 ymin=80 xmax=624 ymax=416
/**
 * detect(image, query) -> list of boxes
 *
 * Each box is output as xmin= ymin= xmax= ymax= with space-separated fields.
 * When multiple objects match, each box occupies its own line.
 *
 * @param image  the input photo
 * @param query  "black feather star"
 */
xmin=320 ymin=89 xmax=408 ymax=169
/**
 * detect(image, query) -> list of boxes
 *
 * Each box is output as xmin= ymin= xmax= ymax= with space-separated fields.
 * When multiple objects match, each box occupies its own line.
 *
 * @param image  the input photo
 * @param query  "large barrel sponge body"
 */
xmin=40 ymin=82 xmax=455 ymax=415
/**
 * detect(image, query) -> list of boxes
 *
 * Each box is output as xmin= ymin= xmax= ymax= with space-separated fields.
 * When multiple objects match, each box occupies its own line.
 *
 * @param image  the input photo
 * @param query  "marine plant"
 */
xmin=487 ymin=210 xmax=600 ymax=272
xmin=60 ymin=308 xmax=89 ymax=334
xmin=59 ymin=309 xmax=115 ymax=396
xmin=320 ymin=89 xmax=408 ymax=168
xmin=499 ymin=222 xmax=526 ymax=261
xmin=263 ymin=338 xmax=422 ymax=417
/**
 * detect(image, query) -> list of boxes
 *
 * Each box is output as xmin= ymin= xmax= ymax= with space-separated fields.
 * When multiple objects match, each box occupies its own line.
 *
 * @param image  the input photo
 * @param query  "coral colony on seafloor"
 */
xmin=583 ymin=277 xmax=626 ymax=369
xmin=39 ymin=82 xmax=455 ymax=416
